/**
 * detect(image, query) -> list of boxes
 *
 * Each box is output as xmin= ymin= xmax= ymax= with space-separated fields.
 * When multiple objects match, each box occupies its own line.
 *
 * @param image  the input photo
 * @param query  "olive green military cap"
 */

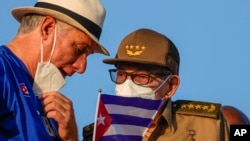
xmin=103 ymin=28 xmax=180 ymax=74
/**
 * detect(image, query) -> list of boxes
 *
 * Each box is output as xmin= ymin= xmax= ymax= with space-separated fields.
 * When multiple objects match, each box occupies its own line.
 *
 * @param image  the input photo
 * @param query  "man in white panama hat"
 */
xmin=0 ymin=0 xmax=109 ymax=141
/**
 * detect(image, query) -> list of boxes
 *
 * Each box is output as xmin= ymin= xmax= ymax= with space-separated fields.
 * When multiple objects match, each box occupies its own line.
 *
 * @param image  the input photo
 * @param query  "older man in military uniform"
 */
xmin=83 ymin=28 xmax=249 ymax=141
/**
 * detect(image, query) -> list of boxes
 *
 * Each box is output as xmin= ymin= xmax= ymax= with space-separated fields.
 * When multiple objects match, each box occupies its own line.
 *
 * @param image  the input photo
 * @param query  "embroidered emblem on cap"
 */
xmin=126 ymin=45 xmax=145 ymax=56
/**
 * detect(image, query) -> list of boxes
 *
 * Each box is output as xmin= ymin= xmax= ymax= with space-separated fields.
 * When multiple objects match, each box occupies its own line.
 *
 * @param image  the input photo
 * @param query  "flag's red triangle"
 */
xmin=95 ymin=98 xmax=112 ymax=141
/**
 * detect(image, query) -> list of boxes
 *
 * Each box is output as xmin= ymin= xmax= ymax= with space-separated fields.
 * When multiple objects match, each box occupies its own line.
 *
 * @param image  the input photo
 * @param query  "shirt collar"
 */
xmin=158 ymin=100 xmax=176 ymax=133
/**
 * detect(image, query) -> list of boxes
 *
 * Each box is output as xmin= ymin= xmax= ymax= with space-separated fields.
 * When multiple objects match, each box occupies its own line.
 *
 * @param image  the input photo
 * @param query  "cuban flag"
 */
xmin=19 ymin=83 xmax=29 ymax=95
xmin=93 ymin=94 xmax=163 ymax=141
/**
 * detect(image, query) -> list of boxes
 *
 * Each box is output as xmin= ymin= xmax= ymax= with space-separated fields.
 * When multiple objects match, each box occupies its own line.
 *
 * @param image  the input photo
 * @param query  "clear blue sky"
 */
xmin=1 ymin=0 xmax=250 ymax=140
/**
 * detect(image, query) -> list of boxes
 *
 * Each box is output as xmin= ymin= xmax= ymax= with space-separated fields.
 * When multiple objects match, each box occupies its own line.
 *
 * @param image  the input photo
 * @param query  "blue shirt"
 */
xmin=0 ymin=45 xmax=60 ymax=141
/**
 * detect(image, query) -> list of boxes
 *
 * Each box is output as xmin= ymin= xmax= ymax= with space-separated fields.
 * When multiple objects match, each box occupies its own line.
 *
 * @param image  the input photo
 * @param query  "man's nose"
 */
xmin=126 ymin=74 xmax=132 ymax=80
xmin=73 ymin=55 xmax=87 ymax=74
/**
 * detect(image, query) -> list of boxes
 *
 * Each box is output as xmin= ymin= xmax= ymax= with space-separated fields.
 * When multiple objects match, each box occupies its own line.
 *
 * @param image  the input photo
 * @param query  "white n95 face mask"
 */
xmin=32 ymin=62 xmax=66 ymax=95
xmin=32 ymin=26 xmax=66 ymax=95
xmin=115 ymin=76 xmax=171 ymax=100
xmin=115 ymin=80 xmax=155 ymax=99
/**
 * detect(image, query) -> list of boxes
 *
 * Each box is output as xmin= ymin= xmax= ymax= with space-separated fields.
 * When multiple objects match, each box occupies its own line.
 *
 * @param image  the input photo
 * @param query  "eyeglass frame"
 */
xmin=108 ymin=68 xmax=172 ymax=85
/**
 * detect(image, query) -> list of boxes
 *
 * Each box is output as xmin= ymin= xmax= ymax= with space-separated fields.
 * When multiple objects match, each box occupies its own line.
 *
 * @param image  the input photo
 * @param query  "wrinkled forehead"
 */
xmin=116 ymin=62 xmax=163 ymax=72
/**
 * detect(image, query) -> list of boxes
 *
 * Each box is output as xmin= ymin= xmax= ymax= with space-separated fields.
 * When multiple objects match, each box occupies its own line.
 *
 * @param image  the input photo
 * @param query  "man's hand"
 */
xmin=40 ymin=92 xmax=78 ymax=141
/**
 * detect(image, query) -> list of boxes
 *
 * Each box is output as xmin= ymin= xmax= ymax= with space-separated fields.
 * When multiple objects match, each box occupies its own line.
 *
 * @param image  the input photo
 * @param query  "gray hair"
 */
xmin=17 ymin=14 xmax=73 ymax=36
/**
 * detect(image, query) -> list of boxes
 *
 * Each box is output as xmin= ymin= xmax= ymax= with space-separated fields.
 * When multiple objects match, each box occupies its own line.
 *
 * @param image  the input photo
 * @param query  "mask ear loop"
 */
xmin=40 ymin=25 xmax=57 ymax=64
xmin=153 ymin=73 xmax=172 ymax=94
xmin=48 ymin=25 xmax=57 ymax=64
xmin=40 ymin=38 xmax=43 ymax=63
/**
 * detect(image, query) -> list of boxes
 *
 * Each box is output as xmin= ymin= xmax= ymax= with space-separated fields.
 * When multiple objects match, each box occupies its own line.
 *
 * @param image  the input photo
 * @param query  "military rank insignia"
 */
xmin=125 ymin=45 xmax=146 ymax=56
xmin=172 ymin=100 xmax=221 ymax=119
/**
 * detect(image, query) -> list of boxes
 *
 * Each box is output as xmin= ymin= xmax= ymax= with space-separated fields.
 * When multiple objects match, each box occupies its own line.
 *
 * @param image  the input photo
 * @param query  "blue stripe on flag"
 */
xmin=102 ymin=94 xmax=162 ymax=110
xmin=100 ymin=135 xmax=142 ymax=141
xmin=110 ymin=114 xmax=152 ymax=127
xmin=104 ymin=124 xmax=146 ymax=136
xmin=105 ymin=103 xmax=158 ymax=119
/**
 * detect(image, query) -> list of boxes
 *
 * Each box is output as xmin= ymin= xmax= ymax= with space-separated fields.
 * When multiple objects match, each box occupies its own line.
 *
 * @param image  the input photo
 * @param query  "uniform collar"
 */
xmin=157 ymin=100 xmax=176 ymax=133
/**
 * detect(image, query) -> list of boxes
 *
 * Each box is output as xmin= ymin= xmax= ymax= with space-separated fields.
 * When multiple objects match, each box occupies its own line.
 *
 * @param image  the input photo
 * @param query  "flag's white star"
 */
xmin=97 ymin=113 xmax=105 ymax=126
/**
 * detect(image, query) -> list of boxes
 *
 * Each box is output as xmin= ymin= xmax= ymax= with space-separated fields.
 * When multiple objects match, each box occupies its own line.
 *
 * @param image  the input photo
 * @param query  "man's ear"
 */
xmin=40 ymin=16 xmax=57 ymax=40
xmin=165 ymin=75 xmax=180 ymax=98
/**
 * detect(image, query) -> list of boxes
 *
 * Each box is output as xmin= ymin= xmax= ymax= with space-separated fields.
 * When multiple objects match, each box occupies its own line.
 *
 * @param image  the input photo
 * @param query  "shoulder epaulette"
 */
xmin=82 ymin=122 xmax=94 ymax=141
xmin=172 ymin=100 xmax=221 ymax=119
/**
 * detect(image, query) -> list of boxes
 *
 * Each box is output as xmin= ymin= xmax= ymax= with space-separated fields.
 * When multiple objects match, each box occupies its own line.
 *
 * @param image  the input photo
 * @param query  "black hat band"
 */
xmin=35 ymin=2 xmax=102 ymax=39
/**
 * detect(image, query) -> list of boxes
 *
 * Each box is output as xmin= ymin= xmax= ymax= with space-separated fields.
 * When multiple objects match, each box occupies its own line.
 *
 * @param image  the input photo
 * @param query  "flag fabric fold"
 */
xmin=93 ymin=94 xmax=163 ymax=141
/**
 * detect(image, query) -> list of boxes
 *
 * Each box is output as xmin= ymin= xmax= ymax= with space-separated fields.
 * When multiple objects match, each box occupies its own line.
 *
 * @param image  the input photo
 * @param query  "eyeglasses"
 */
xmin=108 ymin=69 xmax=171 ymax=85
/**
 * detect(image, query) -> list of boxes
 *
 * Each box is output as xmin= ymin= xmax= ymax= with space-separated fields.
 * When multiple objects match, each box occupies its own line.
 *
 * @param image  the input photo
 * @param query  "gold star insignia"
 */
xmin=195 ymin=104 xmax=202 ymax=109
xmin=181 ymin=104 xmax=187 ymax=108
xmin=188 ymin=104 xmax=194 ymax=109
xmin=202 ymin=105 xmax=209 ymax=110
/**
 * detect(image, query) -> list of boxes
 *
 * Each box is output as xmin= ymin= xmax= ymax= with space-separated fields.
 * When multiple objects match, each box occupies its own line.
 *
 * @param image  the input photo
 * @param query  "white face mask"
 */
xmin=115 ymin=76 xmax=170 ymax=100
xmin=32 ymin=26 xmax=66 ymax=95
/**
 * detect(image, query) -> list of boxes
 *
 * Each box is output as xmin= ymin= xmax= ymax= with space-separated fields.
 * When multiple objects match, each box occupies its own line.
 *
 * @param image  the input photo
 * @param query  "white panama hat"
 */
xmin=11 ymin=0 xmax=110 ymax=56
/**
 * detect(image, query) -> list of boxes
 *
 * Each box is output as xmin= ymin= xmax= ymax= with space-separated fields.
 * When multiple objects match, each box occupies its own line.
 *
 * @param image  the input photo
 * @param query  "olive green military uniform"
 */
xmin=143 ymin=100 xmax=229 ymax=141
xmin=83 ymin=100 xmax=230 ymax=141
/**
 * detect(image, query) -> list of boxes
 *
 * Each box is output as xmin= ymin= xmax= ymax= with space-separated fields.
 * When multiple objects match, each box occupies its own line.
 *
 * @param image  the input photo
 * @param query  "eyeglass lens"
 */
xmin=109 ymin=69 xmax=150 ymax=85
